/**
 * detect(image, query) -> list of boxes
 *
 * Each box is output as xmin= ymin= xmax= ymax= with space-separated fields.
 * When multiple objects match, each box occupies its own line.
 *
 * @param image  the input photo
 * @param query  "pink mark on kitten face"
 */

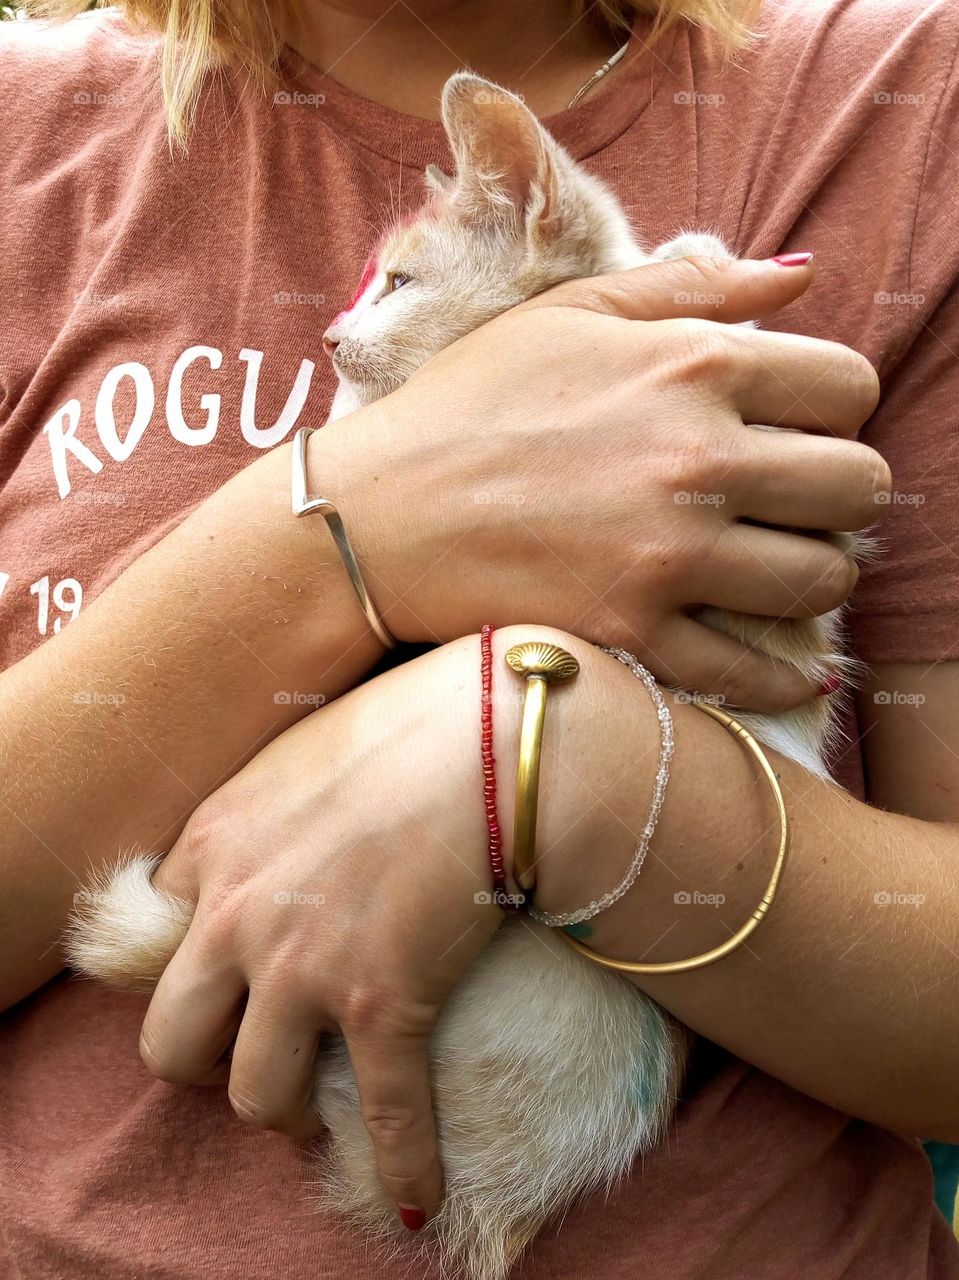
xmin=324 ymin=255 xmax=383 ymax=351
xmin=322 ymin=201 xmax=440 ymax=371
xmin=333 ymin=206 xmax=434 ymax=321
xmin=347 ymin=255 xmax=379 ymax=309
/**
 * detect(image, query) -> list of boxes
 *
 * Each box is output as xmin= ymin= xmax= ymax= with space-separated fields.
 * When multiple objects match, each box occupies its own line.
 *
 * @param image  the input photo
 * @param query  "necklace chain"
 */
xmin=565 ymin=40 xmax=630 ymax=109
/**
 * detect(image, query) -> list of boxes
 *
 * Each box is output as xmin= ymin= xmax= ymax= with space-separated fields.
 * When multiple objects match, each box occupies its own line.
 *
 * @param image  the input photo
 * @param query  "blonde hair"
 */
xmin=27 ymin=1 xmax=759 ymax=143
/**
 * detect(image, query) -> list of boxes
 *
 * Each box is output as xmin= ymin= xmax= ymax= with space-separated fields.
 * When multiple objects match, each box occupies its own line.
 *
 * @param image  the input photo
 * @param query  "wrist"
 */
xmin=486 ymin=627 xmax=662 ymax=913
xmin=542 ymin=684 xmax=783 ymax=972
xmin=206 ymin=440 xmax=385 ymax=685
xmin=304 ymin=398 xmax=444 ymax=646
xmin=530 ymin=638 xmax=663 ymax=921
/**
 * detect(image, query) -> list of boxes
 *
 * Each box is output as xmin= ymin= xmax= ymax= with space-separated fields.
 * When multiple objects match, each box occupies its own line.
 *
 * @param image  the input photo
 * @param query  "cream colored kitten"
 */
xmin=68 ymin=73 xmax=855 ymax=1280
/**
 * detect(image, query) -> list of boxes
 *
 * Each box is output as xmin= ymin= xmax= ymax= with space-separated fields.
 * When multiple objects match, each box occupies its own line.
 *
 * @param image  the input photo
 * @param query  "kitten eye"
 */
xmin=385 ymin=271 xmax=412 ymax=294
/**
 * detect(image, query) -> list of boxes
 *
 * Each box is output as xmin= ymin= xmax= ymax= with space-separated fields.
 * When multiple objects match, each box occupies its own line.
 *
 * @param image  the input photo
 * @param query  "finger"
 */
xmin=649 ymin=320 xmax=879 ymax=437
xmin=346 ymin=1027 xmax=443 ymax=1229
xmin=227 ymin=989 xmax=325 ymax=1138
xmin=697 ymin=523 xmax=858 ymax=620
xmin=653 ymin=616 xmax=822 ymax=712
xmin=731 ymin=430 xmax=891 ymax=530
xmin=140 ymin=920 xmax=246 ymax=1087
xmin=531 ymin=253 xmax=816 ymax=325
xmin=737 ymin=333 xmax=880 ymax=436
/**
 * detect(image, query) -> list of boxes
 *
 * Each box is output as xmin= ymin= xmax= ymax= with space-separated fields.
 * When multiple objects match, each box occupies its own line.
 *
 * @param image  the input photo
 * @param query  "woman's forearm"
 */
xmin=0 ymin=441 xmax=381 ymax=1009
xmin=0 ymin=256 xmax=887 ymax=1011
xmin=524 ymin=634 xmax=959 ymax=1139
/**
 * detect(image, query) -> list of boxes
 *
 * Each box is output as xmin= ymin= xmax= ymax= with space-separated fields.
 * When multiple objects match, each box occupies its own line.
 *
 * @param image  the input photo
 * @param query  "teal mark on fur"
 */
xmin=559 ymin=923 xmax=670 ymax=1113
xmin=631 ymin=1059 xmax=659 ymax=1112
xmin=631 ymin=1004 xmax=670 ymax=1114
xmin=562 ymin=923 xmax=593 ymax=939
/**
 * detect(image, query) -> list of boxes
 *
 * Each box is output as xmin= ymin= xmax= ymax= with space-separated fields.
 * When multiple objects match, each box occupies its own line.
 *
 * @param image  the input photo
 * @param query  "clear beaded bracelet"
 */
xmin=529 ymin=645 xmax=674 ymax=928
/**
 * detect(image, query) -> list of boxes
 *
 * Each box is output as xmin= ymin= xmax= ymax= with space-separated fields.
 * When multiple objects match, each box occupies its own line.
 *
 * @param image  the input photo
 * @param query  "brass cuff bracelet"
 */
xmin=291 ymin=426 xmax=396 ymax=650
xmin=505 ymin=642 xmax=790 ymax=976
xmin=505 ymin=642 xmax=581 ymax=892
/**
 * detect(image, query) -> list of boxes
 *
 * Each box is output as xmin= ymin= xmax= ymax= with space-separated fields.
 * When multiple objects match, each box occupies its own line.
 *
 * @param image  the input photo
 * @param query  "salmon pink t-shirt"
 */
xmin=2 ymin=2 xmax=959 ymax=1277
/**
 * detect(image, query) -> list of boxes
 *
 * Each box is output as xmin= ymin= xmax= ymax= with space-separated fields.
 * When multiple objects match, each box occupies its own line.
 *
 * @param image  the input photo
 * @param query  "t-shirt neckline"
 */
xmin=280 ymin=18 xmax=681 ymax=169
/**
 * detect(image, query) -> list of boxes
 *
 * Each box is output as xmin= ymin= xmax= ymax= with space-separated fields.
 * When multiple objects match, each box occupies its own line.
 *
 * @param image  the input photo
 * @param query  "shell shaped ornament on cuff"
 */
xmin=504 ymin=642 xmax=581 ymax=892
xmin=291 ymin=426 xmax=396 ymax=650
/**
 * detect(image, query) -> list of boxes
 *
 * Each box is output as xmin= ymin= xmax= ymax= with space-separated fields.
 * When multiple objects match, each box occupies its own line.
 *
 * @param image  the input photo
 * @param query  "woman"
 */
xmin=0 ymin=0 xmax=957 ymax=1276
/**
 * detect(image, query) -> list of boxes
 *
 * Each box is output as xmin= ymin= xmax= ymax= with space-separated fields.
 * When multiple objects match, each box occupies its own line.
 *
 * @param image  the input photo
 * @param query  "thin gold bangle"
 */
xmin=561 ymin=700 xmax=790 ymax=975
xmin=505 ymin=642 xmax=581 ymax=892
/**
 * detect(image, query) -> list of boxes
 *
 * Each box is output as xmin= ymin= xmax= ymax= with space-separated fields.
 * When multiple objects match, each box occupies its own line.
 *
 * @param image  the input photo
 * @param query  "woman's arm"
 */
xmin=0 ymin=253 xmax=884 ymax=1009
xmin=531 ymin=645 xmax=959 ymax=1145
xmin=136 ymin=626 xmax=959 ymax=1227
xmin=0 ymin=442 xmax=382 ymax=1008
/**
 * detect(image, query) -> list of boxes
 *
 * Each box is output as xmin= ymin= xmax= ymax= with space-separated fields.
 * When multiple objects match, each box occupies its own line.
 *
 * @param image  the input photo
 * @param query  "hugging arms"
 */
xmin=3 ymin=253 xmax=958 ymax=1223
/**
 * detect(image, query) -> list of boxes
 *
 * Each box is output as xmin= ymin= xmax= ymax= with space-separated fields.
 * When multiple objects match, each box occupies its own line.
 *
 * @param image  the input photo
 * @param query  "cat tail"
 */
xmin=66 ymin=853 xmax=193 ymax=992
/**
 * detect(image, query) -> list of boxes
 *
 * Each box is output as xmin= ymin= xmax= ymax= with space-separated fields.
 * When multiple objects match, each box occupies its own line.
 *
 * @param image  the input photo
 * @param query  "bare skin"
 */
xmin=290 ymin=0 xmax=628 ymax=119
xmin=146 ymin=627 xmax=959 ymax=1225
xmin=5 ymin=0 xmax=943 ymax=1243
xmin=0 ymin=256 xmax=882 ymax=1009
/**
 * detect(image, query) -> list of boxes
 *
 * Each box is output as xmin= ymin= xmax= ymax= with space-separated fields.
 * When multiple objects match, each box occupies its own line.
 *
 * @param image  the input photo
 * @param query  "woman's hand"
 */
xmin=133 ymin=612 xmax=959 ymax=1228
xmin=313 ymin=253 xmax=886 ymax=712
xmin=0 ymin=255 xmax=884 ymax=1010
xmin=140 ymin=631 xmax=518 ymax=1223
xmin=141 ymin=625 xmax=659 ymax=1226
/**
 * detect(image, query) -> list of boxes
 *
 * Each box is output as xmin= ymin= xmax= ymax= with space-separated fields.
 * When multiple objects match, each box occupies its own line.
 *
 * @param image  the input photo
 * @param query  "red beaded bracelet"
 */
xmin=480 ymin=624 xmax=518 ymax=910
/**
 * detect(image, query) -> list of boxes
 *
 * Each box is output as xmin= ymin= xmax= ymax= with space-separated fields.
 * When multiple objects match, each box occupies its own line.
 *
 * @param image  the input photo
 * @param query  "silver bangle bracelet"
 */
xmin=291 ymin=426 xmax=397 ymax=650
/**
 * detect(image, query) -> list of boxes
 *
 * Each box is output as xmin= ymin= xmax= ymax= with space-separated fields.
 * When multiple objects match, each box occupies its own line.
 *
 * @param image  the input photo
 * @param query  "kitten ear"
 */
xmin=424 ymin=163 xmax=454 ymax=194
xmin=440 ymin=72 xmax=561 ymax=238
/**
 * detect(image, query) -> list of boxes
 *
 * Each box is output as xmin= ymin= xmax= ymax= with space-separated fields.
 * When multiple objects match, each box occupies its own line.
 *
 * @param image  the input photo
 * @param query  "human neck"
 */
xmin=290 ymin=1 xmax=628 ymax=118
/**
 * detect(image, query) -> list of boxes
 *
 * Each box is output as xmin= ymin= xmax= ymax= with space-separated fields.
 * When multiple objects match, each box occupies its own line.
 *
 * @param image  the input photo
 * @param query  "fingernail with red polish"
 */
xmin=399 ymin=1204 xmax=426 ymax=1231
xmin=817 ymin=673 xmax=842 ymax=697
xmin=771 ymin=251 xmax=814 ymax=267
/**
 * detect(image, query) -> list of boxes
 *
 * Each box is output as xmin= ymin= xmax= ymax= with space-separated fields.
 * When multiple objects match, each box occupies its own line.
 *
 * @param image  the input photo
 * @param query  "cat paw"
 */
xmin=651 ymin=232 xmax=735 ymax=262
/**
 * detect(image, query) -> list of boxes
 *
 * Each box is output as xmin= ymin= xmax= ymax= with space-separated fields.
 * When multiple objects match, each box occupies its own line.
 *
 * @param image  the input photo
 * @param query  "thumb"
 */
xmin=528 ymin=252 xmax=815 ymax=326
xmin=151 ymin=831 xmax=202 ymax=904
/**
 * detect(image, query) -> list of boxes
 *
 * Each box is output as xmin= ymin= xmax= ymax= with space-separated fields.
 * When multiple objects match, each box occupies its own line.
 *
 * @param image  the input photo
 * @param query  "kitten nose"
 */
xmin=322 ymin=334 xmax=339 ymax=356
